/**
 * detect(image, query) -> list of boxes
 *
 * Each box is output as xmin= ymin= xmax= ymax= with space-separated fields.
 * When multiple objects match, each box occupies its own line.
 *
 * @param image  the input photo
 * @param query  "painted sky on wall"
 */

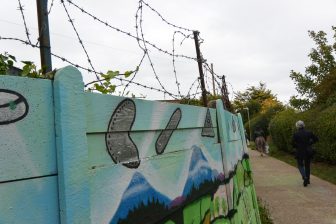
xmin=0 ymin=0 xmax=335 ymax=103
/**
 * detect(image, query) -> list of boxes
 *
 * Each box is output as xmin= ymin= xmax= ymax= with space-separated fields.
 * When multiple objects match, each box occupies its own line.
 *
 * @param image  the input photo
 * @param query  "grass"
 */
xmin=266 ymin=141 xmax=336 ymax=185
xmin=257 ymin=197 xmax=273 ymax=224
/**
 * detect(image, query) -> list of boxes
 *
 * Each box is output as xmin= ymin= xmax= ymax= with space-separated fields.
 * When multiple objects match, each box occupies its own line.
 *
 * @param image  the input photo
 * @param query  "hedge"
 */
xmin=243 ymin=107 xmax=280 ymax=141
xmin=247 ymin=113 xmax=270 ymax=139
xmin=269 ymin=105 xmax=336 ymax=164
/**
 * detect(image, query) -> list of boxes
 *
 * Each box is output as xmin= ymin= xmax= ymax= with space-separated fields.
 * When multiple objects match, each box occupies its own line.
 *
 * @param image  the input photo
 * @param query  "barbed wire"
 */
xmin=185 ymin=77 xmax=200 ymax=98
xmin=61 ymin=0 xmax=101 ymax=83
xmin=140 ymin=0 xmax=193 ymax=32
xmin=2 ymin=1 xmax=231 ymax=102
xmin=65 ymin=0 xmax=197 ymax=61
xmin=137 ymin=1 xmax=176 ymax=98
xmin=0 ymin=36 xmax=181 ymax=98
xmin=115 ymin=76 xmax=179 ymax=98
xmin=48 ymin=0 xmax=55 ymax=14
xmin=120 ymin=52 xmax=146 ymax=96
xmin=17 ymin=0 xmax=32 ymax=45
xmin=191 ymin=80 xmax=201 ymax=100
xmin=203 ymin=65 xmax=211 ymax=93
xmin=63 ymin=0 xmax=202 ymax=99
xmin=204 ymin=62 xmax=222 ymax=80
xmin=118 ymin=2 xmax=149 ymax=96
xmin=172 ymin=31 xmax=182 ymax=97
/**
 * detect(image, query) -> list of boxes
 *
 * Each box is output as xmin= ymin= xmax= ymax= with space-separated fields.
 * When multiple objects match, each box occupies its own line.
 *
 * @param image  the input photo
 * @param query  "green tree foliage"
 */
xmin=179 ymin=94 xmax=222 ymax=107
xmin=233 ymin=82 xmax=278 ymax=118
xmin=290 ymin=26 xmax=336 ymax=109
xmin=233 ymin=82 xmax=284 ymax=137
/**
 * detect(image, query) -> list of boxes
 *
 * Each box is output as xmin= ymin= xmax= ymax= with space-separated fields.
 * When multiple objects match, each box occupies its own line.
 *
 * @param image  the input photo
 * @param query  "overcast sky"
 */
xmin=1 ymin=0 xmax=335 ymax=103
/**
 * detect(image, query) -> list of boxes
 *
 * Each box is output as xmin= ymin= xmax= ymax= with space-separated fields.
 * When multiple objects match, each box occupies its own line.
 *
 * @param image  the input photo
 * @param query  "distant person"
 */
xmin=292 ymin=120 xmax=318 ymax=187
xmin=254 ymin=127 xmax=266 ymax=156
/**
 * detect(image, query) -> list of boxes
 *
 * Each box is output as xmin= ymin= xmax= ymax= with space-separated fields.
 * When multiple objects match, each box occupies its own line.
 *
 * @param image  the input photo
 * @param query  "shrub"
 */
xmin=248 ymin=113 xmax=270 ymax=139
xmin=269 ymin=109 xmax=297 ymax=154
xmin=245 ymin=105 xmax=284 ymax=140
xmin=270 ymin=105 xmax=336 ymax=164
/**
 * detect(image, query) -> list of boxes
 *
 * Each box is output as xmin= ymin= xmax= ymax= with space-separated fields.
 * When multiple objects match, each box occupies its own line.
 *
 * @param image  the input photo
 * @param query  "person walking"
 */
xmin=292 ymin=120 xmax=318 ymax=187
xmin=254 ymin=127 xmax=266 ymax=156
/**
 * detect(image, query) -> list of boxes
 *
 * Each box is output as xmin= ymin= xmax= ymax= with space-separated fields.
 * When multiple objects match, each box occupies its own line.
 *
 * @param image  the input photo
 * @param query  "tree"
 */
xmin=233 ymin=82 xmax=278 ymax=118
xmin=233 ymin=82 xmax=284 ymax=137
xmin=290 ymin=26 xmax=336 ymax=110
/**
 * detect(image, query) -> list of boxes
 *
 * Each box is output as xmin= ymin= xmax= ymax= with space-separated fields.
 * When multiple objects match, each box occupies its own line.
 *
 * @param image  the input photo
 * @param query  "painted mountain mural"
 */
xmin=110 ymin=172 xmax=171 ymax=224
xmin=182 ymin=145 xmax=219 ymax=197
xmin=110 ymin=146 xmax=225 ymax=224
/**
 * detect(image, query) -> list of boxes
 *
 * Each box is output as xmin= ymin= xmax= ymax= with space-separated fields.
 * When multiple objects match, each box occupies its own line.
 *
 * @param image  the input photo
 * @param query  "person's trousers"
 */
xmin=297 ymin=157 xmax=311 ymax=180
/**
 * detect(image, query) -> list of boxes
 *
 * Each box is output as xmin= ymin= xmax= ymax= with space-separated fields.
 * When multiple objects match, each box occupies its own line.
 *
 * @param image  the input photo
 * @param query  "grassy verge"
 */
xmin=267 ymin=141 xmax=336 ymax=185
xmin=257 ymin=197 xmax=273 ymax=224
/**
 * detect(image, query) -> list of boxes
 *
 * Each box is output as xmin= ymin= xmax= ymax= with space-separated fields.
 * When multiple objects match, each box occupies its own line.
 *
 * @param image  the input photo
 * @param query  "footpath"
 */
xmin=249 ymin=149 xmax=336 ymax=224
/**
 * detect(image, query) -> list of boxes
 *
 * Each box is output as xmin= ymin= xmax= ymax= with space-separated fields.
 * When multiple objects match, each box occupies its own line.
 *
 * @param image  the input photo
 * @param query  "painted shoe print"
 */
xmin=105 ymin=99 xmax=140 ymax=168
xmin=155 ymin=108 xmax=181 ymax=154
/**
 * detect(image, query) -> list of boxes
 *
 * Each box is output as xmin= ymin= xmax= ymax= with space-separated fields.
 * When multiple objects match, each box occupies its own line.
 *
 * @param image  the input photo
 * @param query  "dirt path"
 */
xmin=249 ymin=149 xmax=336 ymax=224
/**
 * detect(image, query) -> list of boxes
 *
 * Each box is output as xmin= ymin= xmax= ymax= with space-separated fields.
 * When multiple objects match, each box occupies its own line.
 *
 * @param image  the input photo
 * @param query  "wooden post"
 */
xmin=36 ymin=0 xmax=52 ymax=73
xmin=211 ymin=63 xmax=216 ymax=96
xmin=221 ymin=75 xmax=227 ymax=109
xmin=193 ymin=31 xmax=207 ymax=107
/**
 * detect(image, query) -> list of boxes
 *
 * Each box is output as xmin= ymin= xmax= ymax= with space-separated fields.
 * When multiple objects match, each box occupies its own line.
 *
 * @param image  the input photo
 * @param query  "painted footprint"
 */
xmin=105 ymin=99 xmax=140 ymax=168
xmin=0 ymin=89 xmax=29 ymax=125
xmin=155 ymin=108 xmax=182 ymax=154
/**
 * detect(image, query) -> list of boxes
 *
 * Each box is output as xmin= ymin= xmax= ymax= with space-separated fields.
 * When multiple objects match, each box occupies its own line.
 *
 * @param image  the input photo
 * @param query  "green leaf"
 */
xmin=103 ymin=81 xmax=109 ymax=87
xmin=105 ymin=70 xmax=119 ymax=79
xmin=22 ymin=64 xmax=31 ymax=76
xmin=94 ymin=83 xmax=104 ymax=92
xmin=109 ymin=85 xmax=116 ymax=92
xmin=21 ymin=61 xmax=33 ymax=66
xmin=124 ymin=70 xmax=133 ymax=78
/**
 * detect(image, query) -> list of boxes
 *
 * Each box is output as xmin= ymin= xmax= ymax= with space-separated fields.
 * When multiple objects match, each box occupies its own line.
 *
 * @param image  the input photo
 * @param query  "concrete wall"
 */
xmin=0 ymin=66 xmax=260 ymax=224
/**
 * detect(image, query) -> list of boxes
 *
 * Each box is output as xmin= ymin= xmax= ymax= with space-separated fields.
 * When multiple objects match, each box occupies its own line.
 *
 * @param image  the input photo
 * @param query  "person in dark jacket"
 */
xmin=254 ymin=127 xmax=266 ymax=156
xmin=292 ymin=120 xmax=318 ymax=187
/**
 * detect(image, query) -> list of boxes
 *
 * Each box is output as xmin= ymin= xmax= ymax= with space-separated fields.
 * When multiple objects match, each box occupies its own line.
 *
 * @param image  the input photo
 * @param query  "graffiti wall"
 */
xmin=0 ymin=76 xmax=59 ymax=223
xmin=0 ymin=66 xmax=260 ymax=224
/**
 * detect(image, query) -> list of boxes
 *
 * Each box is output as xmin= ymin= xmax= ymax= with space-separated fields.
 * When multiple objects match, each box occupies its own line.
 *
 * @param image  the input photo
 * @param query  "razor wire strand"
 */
xmin=65 ymin=0 xmax=197 ymax=61
xmin=17 ymin=0 xmax=32 ymax=44
xmin=61 ymin=0 xmax=101 ymax=82
xmin=136 ymin=0 xmax=177 ymax=99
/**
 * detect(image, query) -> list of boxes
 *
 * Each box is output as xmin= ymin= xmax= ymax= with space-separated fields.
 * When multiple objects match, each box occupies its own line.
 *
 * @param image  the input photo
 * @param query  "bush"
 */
xmin=269 ymin=109 xmax=297 ymax=154
xmin=311 ymin=105 xmax=336 ymax=162
xmin=248 ymin=113 xmax=270 ymax=139
xmin=270 ymin=105 xmax=336 ymax=164
xmin=245 ymin=106 xmax=284 ymax=140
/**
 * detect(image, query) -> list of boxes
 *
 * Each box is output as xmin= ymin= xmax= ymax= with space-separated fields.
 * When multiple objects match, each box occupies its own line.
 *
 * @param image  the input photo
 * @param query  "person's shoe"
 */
xmin=307 ymin=179 xmax=310 ymax=184
xmin=303 ymin=178 xmax=308 ymax=187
